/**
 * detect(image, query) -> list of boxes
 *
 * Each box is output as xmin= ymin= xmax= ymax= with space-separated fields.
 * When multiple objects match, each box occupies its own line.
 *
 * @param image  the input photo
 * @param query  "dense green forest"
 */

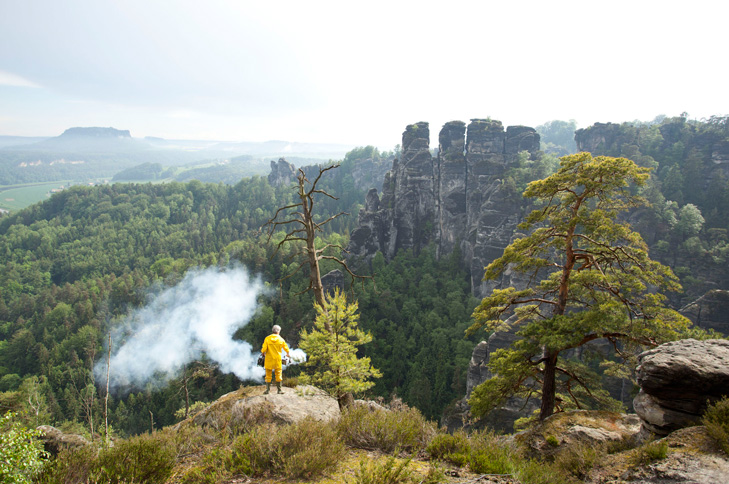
xmin=575 ymin=115 xmax=729 ymax=304
xmin=0 ymin=145 xmax=474 ymax=438
xmin=1 ymin=116 xmax=728 ymax=440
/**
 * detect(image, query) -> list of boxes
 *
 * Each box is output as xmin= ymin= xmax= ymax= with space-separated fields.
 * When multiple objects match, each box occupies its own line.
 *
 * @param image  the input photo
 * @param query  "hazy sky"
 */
xmin=0 ymin=0 xmax=725 ymax=149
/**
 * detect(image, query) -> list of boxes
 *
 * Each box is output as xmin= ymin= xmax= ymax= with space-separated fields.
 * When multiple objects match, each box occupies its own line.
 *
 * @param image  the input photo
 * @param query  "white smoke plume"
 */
xmin=95 ymin=265 xmax=305 ymax=392
xmin=288 ymin=348 xmax=307 ymax=365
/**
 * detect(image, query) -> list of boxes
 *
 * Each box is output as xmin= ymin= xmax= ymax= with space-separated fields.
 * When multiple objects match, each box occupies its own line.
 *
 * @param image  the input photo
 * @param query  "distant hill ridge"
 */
xmin=60 ymin=127 xmax=132 ymax=138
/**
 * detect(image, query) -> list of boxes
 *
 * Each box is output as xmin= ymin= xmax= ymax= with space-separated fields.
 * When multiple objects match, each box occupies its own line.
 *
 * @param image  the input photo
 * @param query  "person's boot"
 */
xmin=264 ymin=382 xmax=270 ymax=395
xmin=277 ymin=381 xmax=283 ymax=394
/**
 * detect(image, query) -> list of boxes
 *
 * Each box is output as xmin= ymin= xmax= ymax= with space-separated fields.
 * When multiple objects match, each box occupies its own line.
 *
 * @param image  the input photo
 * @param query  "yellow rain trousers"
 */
xmin=261 ymin=334 xmax=290 ymax=382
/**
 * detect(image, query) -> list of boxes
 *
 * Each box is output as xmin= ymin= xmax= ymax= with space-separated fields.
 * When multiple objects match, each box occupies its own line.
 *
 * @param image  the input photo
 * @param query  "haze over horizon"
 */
xmin=1 ymin=1 xmax=726 ymax=150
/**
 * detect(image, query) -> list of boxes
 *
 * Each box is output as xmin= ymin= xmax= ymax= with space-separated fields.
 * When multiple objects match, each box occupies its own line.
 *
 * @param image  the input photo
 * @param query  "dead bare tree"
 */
xmin=104 ymin=334 xmax=111 ymax=446
xmin=177 ymin=361 xmax=217 ymax=419
xmin=263 ymin=164 xmax=372 ymax=323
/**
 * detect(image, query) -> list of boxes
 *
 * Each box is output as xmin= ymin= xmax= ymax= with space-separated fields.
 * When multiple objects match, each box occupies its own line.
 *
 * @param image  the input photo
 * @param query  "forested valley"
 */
xmin=0 ymin=145 xmax=478 ymax=438
xmin=1 ymin=115 xmax=728 ymax=442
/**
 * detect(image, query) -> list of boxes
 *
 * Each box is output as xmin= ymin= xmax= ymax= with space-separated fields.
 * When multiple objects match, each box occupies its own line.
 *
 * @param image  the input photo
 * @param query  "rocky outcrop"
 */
xmin=181 ymin=385 xmax=340 ymax=433
xmin=231 ymin=385 xmax=339 ymax=425
xmin=350 ymin=156 xmax=393 ymax=193
xmin=348 ymin=119 xmax=540 ymax=298
xmin=574 ymin=122 xmax=631 ymax=154
xmin=634 ymin=339 xmax=729 ymax=436
xmin=515 ymin=411 xmax=640 ymax=458
xmin=588 ymin=426 xmax=729 ymax=484
xmin=443 ymin=328 xmax=538 ymax=434
xmin=712 ymin=139 xmax=729 ymax=167
xmin=36 ymin=425 xmax=90 ymax=456
xmin=268 ymin=157 xmax=296 ymax=187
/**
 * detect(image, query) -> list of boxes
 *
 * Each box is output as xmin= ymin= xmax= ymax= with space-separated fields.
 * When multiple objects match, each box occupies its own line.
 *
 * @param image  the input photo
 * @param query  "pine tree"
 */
xmin=299 ymin=289 xmax=381 ymax=408
xmin=468 ymin=152 xmax=693 ymax=421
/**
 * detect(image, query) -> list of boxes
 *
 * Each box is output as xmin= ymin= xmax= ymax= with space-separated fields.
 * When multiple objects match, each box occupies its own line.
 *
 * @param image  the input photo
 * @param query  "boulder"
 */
xmin=180 ymin=385 xmax=340 ymax=433
xmin=36 ymin=425 xmax=90 ymax=456
xmin=634 ymin=339 xmax=729 ymax=436
xmin=231 ymin=385 xmax=339 ymax=426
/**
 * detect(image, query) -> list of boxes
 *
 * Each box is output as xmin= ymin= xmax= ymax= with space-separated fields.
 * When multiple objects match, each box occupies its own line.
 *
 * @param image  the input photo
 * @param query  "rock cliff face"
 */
xmin=349 ymin=119 xmax=540 ymax=297
xmin=268 ymin=157 xmax=296 ymax=187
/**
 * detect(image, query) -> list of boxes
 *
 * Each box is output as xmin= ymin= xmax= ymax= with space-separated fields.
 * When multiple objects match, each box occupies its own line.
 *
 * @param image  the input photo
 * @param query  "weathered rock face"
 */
xmin=231 ymin=385 xmax=339 ymax=425
xmin=442 ymin=327 xmax=539 ymax=434
xmin=465 ymin=341 xmax=490 ymax=398
xmin=36 ymin=425 xmax=90 ymax=456
xmin=574 ymin=122 xmax=629 ymax=154
xmin=589 ymin=426 xmax=729 ymax=484
xmin=515 ymin=411 xmax=640 ymax=459
xmin=437 ymin=120 xmax=468 ymax=257
xmin=183 ymin=385 xmax=340 ymax=433
xmin=392 ymin=122 xmax=438 ymax=255
xmin=634 ymin=339 xmax=729 ymax=436
xmin=268 ymin=157 xmax=296 ymax=187
xmin=348 ymin=119 xmax=540 ymax=298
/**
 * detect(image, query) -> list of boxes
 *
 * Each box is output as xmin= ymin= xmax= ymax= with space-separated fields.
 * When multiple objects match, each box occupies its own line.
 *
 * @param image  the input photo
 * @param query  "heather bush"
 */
xmin=630 ymin=439 xmax=668 ymax=466
xmin=467 ymin=430 xmax=513 ymax=475
xmin=92 ymin=432 xmax=176 ymax=484
xmin=425 ymin=431 xmax=470 ymax=466
xmin=703 ymin=396 xmax=729 ymax=454
xmin=511 ymin=458 xmax=576 ymax=484
xmin=553 ymin=444 xmax=603 ymax=480
xmin=36 ymin=446 xmax=97 ymax=484
xmin=237 ymin=417 xmax=344 ymax=479
xmin=338 ymin=405 xmax=436 ymax=453
xmin=178 ymin=445 xmax=251 ymax=484
xmin=348 ymin=455 xmax=415 ymax=484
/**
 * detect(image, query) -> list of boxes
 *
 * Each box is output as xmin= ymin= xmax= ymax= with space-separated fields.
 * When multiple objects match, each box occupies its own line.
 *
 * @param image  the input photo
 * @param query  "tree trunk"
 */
xmin=337 ymin=392 xmax=354 ymax=410
xmin=105 ymin=334 xmax=111 ymax=445
xmin=539 ymin=351 xmax=559 ymax=420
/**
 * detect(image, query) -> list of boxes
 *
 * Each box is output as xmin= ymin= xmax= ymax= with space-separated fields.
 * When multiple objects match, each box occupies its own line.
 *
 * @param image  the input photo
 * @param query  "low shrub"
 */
xmin=605 ymin=437 xmax=636 ymax=454
xmin=0 ymin=412 xmax=49 ymax=483
xmin=425 ymin=431 xmax=471 ymax=466
xmin=173 ymin=425 xmax=220 ymax=457
xmin=237 ymin=417 xmax=344 ymax=480
xmin=703 ymin=396 xmax=729 ymax=454
xmin=35 ymin=446 xmax=97 ymax=484
xmin=630 ymin=439 xmax=668 ymax=466
xmin=348 ymin=455 xmax=415 ymax=484
xmin=92 ymin=432 xmax=176 ymax=484
xmin=545 ymin=435 xmax=560 ymax=447
xmin=175 ymin=400 xmax=210 ymax=420
xmin=420 ymin=462 xmax=448 ymax=484
xmin=283 ymin=376 xmax=299 ymax=388
xmin=553 ymin=444 xmax=603 ymax=480
xmin=468 ymin=430 xmax=513 ymax=475
xmin=338 ymin=405 xmax=436 ymax=453
xmin=230 ymin=400 xmax=277 ymax=435
xmin=511 ymin=457 xmax=576 ymax=484
xmin=178 ymin=446 xmax=251 ymax=484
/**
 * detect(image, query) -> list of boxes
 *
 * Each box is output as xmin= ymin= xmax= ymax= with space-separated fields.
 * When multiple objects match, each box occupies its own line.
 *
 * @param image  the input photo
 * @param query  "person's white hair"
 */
xmin=272 ymin=325 xmax=281 ymax=334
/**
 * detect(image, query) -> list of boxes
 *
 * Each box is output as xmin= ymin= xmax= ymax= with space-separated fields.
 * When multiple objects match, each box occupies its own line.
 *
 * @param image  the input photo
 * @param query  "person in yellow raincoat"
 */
xmin=261 ymin=324 xmax=290 ymax=394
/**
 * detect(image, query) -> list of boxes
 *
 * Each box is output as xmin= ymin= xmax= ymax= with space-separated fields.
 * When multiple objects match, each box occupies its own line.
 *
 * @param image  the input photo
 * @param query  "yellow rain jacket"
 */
xmin=261 ymin=334 xmax=290 ymax=370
